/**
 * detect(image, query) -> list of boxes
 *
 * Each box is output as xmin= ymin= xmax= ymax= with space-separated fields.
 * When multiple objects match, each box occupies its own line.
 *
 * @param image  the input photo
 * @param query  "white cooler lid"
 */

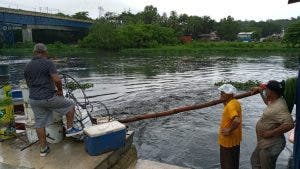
xmin=83 ymin=121 xmax=126 ymax=137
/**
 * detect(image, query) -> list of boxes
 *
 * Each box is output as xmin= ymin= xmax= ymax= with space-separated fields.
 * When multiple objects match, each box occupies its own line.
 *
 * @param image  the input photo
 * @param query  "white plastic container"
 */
xmin=20 ymin=81 xmax=29 ymax=103
xmin=24 ymin=104 xmax=35 ymax=124
xmin=24 ymin=103 xmax=62 ymax=125
xmin=25 ymin=123 xmax=38 ymax=143
xmin=46 ymin=122 xmax=64 ymax=143
xmin=25 ymin=122 xmax=64 ymax=144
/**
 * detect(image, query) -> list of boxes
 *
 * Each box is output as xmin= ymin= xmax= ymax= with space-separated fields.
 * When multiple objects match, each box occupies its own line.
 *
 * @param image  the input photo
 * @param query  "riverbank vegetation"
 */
xmin=1 ymin=40 xmax=300 ymax=57
xmin=214 ymin=80 xmax=261 ymax=91
xmin=1 ymin=5 xmax=300 ymax=56
xmin=0 ymin=41 xmax=96 ymax=56
xmin=75 ymin=5 xmax=300 ymax=56
xmin=120 ymin=41 xmax=300 ymax=56
xmin=78 ymin=5 xmax=300 ymax=51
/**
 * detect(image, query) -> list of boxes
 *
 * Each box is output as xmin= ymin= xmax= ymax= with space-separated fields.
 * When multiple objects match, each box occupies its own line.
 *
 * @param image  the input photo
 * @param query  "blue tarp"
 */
xmin=294 ymin=68 xmax=300 ymax=169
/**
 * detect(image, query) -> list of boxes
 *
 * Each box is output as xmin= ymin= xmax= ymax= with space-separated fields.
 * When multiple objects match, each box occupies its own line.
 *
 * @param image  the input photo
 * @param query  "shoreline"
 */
xmin=1 ymin=42 xmax=300 ymax=57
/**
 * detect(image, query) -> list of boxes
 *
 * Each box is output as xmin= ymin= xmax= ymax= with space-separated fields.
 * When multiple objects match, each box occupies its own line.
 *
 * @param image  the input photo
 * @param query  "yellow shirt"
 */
xmin=218 ymin=99 xmax=242 ymax=147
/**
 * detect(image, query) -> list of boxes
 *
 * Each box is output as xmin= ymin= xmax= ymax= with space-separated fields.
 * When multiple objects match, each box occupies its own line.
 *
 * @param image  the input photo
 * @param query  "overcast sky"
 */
xmin=1 ymin=0 xmax=299 ymax=21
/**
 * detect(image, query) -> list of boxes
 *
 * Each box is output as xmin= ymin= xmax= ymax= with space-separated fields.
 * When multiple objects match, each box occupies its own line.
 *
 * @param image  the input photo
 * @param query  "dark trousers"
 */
xmin=220 ymin=145 xmax=240 ymax=169
xmin=250 ymin=140 xmax=285 ymax=169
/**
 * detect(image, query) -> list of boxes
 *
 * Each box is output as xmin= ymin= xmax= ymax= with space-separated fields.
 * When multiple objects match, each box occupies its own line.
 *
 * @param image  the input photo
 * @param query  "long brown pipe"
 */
xmin=118 ymin=90 xmax=260 ymax=123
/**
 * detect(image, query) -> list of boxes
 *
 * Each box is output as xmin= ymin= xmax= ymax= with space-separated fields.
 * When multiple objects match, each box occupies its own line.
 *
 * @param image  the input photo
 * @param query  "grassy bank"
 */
xmin=0 ymin=42 xmax=97 ymax=57
xmin=120 ymin=42 xmax=300 ymax=56
xmin=1 ymin=41 xmax=300 ymax=57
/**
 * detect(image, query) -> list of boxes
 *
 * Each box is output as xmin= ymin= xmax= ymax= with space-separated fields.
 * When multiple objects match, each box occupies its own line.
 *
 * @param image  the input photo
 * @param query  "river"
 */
xmin=1 ymin=53 xmax=298 ymax=169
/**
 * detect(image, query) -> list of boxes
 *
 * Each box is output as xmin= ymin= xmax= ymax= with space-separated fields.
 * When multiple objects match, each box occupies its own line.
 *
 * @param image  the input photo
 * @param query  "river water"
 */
xmin=1 ymin=53 xmax=298 ymax=169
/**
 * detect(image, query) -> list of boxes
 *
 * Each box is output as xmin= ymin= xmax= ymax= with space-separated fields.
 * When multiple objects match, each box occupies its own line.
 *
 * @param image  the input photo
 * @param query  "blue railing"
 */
xmin=0 ymin=11 xmax=92 ymax=28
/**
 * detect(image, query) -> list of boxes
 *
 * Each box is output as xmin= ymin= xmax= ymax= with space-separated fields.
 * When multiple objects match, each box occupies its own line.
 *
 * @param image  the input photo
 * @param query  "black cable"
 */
xmin=60 ymin=73 xmax=111 ymax=127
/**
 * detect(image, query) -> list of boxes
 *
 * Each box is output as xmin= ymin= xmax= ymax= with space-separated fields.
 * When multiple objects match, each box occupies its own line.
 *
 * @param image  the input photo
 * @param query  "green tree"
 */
xmin=251 ymin=31 xmax=260 ymax=41
xmin=201 ymin=16 xmax=216 ymax=34
xmin=167 ymin=11 xmax=180 ymax=34
xmin=117 ymin=11 xmax=138 ymax=24
xmin=258 ymin=20 xmax=281 ymax=37
xmin=80 ymin=22 xmax=178 ymax=49
xmin=117 ymin=24 xmax=178 ymax=48
xmin=72 ymin=11 xmax=91 ymax=20
xmin=184 ymin=16 xmax=215 ymax=39
xmin=55 ymin=12 xmax=70 ymax=18
xmin=159 ymin=12 xmax=168 ymax=26
xmin=103 ymin=12 xmax=118 ymax=23
xmin=140 ymin=5 xmax=160 ymax=24
xmin=186 ymin=16 xmax=203 ymax=38
xmin=178 ymin=14 xmax=189 ymax=35
xmin=283 ymin=21 xmax=300 ymax=47
xmin=217 ymin=16 xmax=240 ymax=41
xmin=79 ymin=20 xmax=119 ymax=49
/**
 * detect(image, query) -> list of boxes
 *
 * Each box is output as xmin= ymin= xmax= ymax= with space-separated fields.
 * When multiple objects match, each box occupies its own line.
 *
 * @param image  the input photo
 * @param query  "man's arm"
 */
xmin=51 ymin=73 xmax=63 ymax=96
xmin=259 ymin=123 xmax=294 ymax=138
xmin=251 ymin=87 xmax=268 ymax=105
xmin=222 ymin=116 xmax=240 ymax=136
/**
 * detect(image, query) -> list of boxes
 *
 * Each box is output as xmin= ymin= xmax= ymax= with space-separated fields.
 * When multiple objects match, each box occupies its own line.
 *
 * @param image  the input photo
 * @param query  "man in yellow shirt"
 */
xmin=218 ymin=84 xmax=242 ymax=169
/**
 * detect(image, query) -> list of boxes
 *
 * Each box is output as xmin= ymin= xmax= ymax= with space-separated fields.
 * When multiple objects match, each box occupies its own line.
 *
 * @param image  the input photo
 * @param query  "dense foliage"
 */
xmin=78 ymin=5 xmax=300 ymax=50
xmin=54 ymin=11 xmax=93 ymax=21
xmin=283 ymin=21 xmax=300 ymax=47
xmin=214 ymin=80 xmax=261 ymax=91
xmin=71 ymin=12 xmax=92 ymax=21
xmin=2 ymin=5 xmax=300 ymax=49
xmin=79 ymin=21 xmax=119 ymax=49
xmin=216 ymin=16 xmax=240 ymax=41
xmin=65 ymin=82 xmax=94 ymax=91
xmin=80 ymin=21 xmax=178 ymax=50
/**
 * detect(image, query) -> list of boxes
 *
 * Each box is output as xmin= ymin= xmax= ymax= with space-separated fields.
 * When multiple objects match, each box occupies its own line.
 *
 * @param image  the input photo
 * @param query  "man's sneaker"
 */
xmin=40 ymin=146 xmax=50 ymax=157
xmin=66 ymin=127 xmax=83 ymax=137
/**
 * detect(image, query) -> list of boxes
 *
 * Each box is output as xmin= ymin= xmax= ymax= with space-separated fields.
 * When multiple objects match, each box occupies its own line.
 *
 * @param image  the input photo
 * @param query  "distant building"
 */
xmin=198 ymin=31 xmax=220 ymax=41
xmin=237 ymin=32 xmax=254 ymax=42
xmin=260 ymin=29 xmax=285 ymax=42
xmin=180 ymin=34 xmax=193 ymax=43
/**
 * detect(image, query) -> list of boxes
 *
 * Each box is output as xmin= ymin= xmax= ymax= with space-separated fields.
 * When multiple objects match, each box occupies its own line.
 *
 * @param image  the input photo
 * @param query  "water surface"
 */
xmin=1 ymin=53 xmax=298 ymax=169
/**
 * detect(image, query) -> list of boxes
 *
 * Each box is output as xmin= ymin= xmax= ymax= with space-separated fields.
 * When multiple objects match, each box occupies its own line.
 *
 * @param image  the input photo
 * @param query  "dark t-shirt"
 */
xmin=24 ymin=56 xmax=57 ymax=100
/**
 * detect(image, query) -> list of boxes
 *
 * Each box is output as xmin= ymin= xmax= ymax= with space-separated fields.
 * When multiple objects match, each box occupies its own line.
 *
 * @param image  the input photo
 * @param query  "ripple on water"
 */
xmin=5 ymin=55 xmax=298 ymax=169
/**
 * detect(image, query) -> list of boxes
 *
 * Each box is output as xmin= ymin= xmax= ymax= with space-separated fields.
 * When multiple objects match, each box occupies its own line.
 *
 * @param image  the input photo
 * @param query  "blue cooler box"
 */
xmin=12 ymin=90 xmax=23 ymax=99
xmin=12 ymin=90 xmax=23 ymax=101
xmin=84 ymin=121 xmax=126 ymax=156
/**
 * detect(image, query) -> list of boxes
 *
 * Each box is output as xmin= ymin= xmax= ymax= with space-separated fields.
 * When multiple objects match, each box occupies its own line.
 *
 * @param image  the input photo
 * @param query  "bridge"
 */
xmin=0 ymin=7 xmax=93 ymax=43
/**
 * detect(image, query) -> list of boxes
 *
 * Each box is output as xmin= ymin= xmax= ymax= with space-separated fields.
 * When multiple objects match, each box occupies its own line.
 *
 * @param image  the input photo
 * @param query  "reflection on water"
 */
xmin=1 ymin=54 xmax=299 ymax=169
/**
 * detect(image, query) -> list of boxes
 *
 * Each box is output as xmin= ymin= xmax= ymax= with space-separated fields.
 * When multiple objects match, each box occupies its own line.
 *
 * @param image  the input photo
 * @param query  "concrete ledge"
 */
xmin=0 ymin=131 xmax=135 ymax=169
xmin=134 ymin=160 xmax=190 ymax=169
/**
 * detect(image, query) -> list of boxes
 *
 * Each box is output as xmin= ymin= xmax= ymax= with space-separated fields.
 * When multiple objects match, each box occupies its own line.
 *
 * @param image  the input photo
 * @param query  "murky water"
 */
xmin=1 ymin=53 xmax=299 ymax=169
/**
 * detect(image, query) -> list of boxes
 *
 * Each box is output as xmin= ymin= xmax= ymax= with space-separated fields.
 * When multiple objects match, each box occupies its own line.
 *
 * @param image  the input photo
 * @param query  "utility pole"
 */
xmin=98 ymin=6 xmax=104 ymax=19
xmin=98 ymin=0 xmax=104 ymax=19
